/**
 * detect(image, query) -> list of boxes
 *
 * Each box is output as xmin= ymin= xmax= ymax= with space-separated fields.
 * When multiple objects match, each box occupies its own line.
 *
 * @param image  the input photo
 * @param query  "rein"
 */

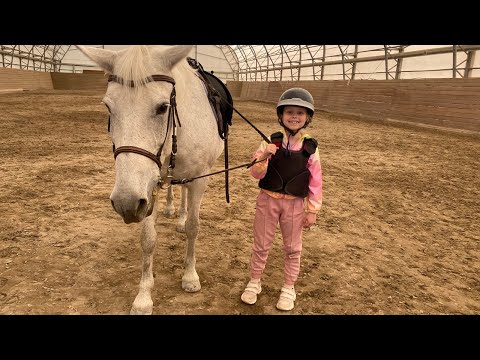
xmin=171 ymin=58 xmax=271 ymax=187
xmin=106 ymin=67 xmax=271 ymax=197
xmin=186 ymin=57 xmax=271 ymax=144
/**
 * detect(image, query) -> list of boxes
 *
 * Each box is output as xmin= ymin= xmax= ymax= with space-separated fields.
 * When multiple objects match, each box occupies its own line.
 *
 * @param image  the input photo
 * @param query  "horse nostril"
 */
xmin=136 ymin=198 xmax=148 ymax=217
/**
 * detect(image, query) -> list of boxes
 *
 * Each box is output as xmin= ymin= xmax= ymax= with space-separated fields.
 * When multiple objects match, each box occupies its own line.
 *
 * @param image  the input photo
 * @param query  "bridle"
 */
xmin=107 ymin=73 xmax=180 ymax=188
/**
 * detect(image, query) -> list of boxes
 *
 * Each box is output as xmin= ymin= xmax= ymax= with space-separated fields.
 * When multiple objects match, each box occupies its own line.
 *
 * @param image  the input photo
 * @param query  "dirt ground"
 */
xmin=0 ymin=89 xmax=479 ymax=315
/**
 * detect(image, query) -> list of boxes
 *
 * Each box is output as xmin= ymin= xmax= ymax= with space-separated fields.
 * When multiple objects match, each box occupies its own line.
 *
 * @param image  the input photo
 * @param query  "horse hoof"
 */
xmin=182 ymin=280 xmax=201 ymax=293
xmin=130 ymin=306 xmax=153 ymax=315
xmin=163 ymin=208 xmax=176 ymax=218
xmin=131 ymin=297 xmax=153 ymax=315
xmin=176 ymin=224 xmax=186 ymax=233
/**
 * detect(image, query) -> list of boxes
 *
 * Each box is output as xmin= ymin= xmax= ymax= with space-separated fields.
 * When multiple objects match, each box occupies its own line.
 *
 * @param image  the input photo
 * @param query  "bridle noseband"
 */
xmin=108 ymin=74 xmax=181 ymax=187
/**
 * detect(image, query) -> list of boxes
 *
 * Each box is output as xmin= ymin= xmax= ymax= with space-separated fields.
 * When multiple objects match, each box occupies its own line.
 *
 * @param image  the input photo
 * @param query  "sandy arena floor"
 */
xmin=0 ymin=89 xmax=479 ymax=315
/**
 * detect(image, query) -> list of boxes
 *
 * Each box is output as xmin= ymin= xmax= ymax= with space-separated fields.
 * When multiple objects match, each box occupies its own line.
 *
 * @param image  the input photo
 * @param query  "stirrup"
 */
xmin=276 ymin=286 xmax=296 ymax=311
xmin=241 ymin=280 xmax=262 ymax=305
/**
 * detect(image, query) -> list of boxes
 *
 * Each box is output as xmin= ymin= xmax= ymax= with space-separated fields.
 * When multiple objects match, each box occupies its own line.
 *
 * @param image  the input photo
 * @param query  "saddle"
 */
xmin=187 ymin=57 xmax=233 ymax=140
xmin=186 ymin=57 xmax=234 ymax=203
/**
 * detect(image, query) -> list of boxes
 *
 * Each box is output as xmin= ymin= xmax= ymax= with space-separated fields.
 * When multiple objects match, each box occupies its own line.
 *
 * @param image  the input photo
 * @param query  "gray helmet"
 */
xmin=276 ymin=87 xmax=314 ymax=117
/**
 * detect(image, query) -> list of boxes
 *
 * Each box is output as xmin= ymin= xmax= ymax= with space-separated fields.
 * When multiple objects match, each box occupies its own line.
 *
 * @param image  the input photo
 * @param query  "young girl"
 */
xmin=241 ymin=87 xmax=323 ymax=311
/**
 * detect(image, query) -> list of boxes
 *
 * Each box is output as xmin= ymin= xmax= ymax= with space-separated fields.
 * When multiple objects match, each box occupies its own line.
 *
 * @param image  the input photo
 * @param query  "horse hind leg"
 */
xmin=176 ymin=185 xmax=187 ymax=233
xmin=163 ymin=185 xmax=176 ymax=218
xmin=164 ymin=186 xmax=187 ymax=233
xmin=130 ymin=199 xmax=158 ymax=314
xmin=181 ymin=178 xmax=207 ymax=292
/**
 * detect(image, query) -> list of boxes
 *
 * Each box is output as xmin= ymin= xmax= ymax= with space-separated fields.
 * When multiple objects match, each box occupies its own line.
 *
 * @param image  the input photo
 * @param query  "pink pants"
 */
xmin=249 ymin=190 xmax=304 ymax=286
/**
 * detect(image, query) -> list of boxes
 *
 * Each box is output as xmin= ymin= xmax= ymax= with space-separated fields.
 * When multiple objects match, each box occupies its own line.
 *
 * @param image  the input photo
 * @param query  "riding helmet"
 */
xmin=276 ymin=87 xmax=315 ymax=117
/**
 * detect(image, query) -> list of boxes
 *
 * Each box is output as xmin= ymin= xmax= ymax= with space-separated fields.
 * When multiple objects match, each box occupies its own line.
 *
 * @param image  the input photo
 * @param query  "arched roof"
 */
xmin=1 ymin=45 xmax=479 ymax=80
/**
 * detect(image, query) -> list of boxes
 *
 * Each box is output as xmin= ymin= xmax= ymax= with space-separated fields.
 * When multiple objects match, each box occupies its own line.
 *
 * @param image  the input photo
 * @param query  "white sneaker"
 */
xmin=276 ymin=286 xmax=296 ymax=311
xmin=241 ymin=280 xmax=262 ymax=305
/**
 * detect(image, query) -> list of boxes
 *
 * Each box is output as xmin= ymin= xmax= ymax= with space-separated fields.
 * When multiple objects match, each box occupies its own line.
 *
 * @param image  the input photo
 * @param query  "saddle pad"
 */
xmin=202 ymin=71 xmax=233 ymax=139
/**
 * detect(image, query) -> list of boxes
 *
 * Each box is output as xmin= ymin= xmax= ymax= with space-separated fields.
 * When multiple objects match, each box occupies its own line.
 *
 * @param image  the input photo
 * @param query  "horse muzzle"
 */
xmin=110 ymin=185 xmax=158 ymax=224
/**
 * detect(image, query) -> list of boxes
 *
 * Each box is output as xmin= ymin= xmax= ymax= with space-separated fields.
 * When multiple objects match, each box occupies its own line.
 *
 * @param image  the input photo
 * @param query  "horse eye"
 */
xmin=156 ymin=103 xmax=170 ymax=115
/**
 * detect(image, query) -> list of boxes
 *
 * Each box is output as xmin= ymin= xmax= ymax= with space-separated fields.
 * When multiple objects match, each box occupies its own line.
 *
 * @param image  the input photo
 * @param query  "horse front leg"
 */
xmin=181 ymin=178 xmax=207 ymax=292
xmin=176 ymin=185 xmax=188 ymax=233
xmin=130 ymin=194 xmax=159 ymax=315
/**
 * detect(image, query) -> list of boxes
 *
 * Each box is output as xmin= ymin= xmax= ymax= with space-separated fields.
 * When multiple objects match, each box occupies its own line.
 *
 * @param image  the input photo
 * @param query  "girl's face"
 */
xmin=281 ymin=106 xmax=308 ymax=132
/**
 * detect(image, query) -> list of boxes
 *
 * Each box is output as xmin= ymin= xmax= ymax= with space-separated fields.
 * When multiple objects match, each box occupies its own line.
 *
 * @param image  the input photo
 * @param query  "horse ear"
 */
xmin=151 ymin=45 xmax=194 ymax=70
xmin=75 ymin=45 xmax=117 ymax=74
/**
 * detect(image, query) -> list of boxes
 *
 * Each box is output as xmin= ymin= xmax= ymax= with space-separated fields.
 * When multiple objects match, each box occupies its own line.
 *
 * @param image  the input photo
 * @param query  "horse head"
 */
xmin=76 ymin=45 xmax=193 ymax=224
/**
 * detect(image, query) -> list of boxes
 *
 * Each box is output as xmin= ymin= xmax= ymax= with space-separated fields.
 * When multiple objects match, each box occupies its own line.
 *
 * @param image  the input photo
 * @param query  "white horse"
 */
xmin=77 ymin=45 xmax=224 ymax=314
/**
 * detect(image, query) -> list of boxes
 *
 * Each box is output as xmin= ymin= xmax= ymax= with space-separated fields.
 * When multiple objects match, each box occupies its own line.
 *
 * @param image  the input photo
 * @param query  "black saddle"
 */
xmin=187 ymin=57 xmax=233 ymax=140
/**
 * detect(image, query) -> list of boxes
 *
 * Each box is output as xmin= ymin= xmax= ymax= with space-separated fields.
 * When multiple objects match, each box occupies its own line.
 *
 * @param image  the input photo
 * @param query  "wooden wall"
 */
xmin=2 ymin=67 xmax=478 ymax=132
xmin=0 ymin=67 xmax=53 ymax=91
xmin=227 ymin=79 xmax=480 ymax=132
xmin=50 ymin=72 xmax=107 ymax=90
xmin=0 ymin=68 xmax=108 ymax=91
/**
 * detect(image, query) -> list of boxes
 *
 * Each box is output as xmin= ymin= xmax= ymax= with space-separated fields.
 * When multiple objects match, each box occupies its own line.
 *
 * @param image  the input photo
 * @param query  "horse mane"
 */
xmin=113 ymin=46 xmax=155 ymax=88
xmin=111 ymin=45 xmax=194 ymax=100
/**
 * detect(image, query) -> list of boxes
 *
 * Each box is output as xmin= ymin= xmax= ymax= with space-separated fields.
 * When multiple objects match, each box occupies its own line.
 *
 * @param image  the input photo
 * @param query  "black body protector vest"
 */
xmin=259 ymin=132 xmax=318 ymax=198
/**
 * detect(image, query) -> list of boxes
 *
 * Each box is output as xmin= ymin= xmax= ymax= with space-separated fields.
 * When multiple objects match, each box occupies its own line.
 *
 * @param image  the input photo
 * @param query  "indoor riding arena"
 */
xmin=0 ymin=45 xmax=479 ymax=315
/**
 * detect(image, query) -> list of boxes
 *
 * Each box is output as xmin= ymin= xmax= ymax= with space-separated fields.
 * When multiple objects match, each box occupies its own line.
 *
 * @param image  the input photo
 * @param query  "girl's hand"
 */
xmin=303 ymin=212 xmax=316 ymax=229
xmin=261 ymin=143 xmax=278 ymax=160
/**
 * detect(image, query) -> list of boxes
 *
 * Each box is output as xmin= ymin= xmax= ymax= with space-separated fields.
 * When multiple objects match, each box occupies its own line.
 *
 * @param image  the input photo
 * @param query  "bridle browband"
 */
xmin=108 ymin=73 xmax=180 ymax=187
xmin=108 ymin=74 xmax=175 ymax=88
